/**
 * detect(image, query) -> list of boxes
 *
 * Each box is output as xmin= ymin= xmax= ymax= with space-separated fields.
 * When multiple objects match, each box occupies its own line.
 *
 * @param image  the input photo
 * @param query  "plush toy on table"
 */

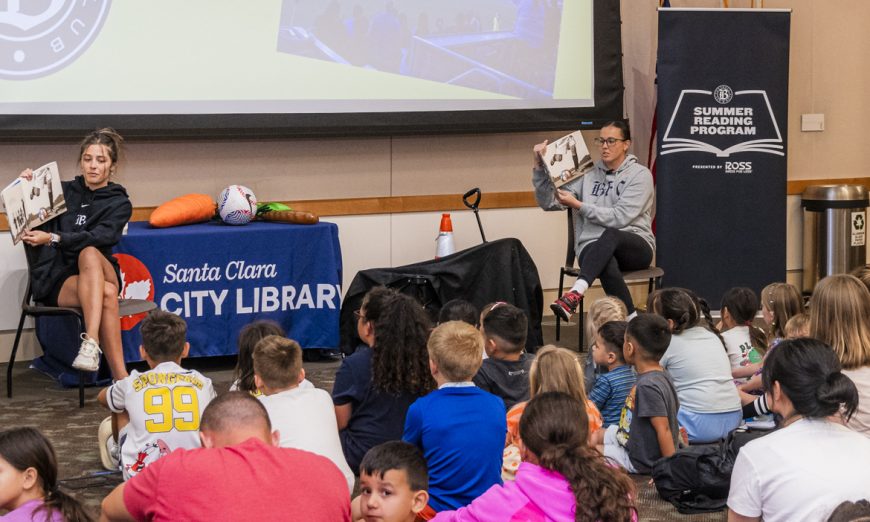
xmin=148 ymin=185 xmax=319 ymax=228
xmin=256 ymin=202 xmax=319 ymax=225
xmin=218 ymin=185 xmax=257 ymax=225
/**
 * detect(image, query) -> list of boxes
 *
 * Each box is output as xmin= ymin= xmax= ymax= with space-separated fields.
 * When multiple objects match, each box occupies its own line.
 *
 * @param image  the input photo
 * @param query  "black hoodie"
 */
xmin=30 ymin=176 xmax=132 ymax=302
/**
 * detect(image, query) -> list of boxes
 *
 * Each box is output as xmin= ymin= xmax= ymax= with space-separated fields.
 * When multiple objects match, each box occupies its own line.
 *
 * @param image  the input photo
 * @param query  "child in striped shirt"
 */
xmin=589 ymin=321 xmax=636 ymax=427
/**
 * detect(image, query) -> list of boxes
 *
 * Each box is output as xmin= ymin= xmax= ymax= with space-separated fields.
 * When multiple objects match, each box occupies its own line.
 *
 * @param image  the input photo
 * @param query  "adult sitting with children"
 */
xmin=19 ymin=128 xmax=133 ymax=380
xmin=727 ymin=338 xmax=870 ymax=521
xmin=532 ymin=120 xmax=655 ymax=322
xmin=101 ymin=391 xmax=351 ymax=521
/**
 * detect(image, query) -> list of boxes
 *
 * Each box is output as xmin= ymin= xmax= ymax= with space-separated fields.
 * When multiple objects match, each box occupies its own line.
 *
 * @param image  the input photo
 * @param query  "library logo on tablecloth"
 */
xmin=114 ymin=253 xmax=154 ymax=330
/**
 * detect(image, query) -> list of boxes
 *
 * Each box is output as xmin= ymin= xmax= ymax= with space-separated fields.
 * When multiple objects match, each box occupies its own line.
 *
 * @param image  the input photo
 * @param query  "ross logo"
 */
xmin=713 ymin=85 xmax=734 ymax=104
xmin=661 ymin=88 xmax=784 ymax=159
xmin=0 ymin=0 xmax=111 ymax=80
xmin=725 ymin=161 xmax=753 ymax=173
xmin=114 ymin=253 xmax=155 ymax=331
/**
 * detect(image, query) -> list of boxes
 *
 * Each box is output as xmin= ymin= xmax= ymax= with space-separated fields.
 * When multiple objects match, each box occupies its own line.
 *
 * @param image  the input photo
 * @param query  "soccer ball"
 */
xmin=218 ymin=185 xmax=257 ymax=225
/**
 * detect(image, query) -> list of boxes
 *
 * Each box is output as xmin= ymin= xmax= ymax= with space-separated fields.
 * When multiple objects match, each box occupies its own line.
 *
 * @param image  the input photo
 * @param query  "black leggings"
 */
xmin=577 ymin=228 xmax=653 ymax=314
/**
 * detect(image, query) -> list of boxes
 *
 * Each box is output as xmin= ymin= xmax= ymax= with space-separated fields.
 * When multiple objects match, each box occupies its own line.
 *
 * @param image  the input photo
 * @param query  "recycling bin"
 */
xmin=801 ymin=185 xmax=869 ymax=291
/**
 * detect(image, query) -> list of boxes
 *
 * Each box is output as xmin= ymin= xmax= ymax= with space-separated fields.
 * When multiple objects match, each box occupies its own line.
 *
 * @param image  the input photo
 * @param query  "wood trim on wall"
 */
xmin=2 ymin=178 xmax=868 ymax=231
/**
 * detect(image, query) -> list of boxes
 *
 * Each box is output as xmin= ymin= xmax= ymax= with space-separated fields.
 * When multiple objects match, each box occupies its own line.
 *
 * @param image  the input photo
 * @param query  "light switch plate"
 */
xmin=801 ymin=113 xmax=824 ymax=132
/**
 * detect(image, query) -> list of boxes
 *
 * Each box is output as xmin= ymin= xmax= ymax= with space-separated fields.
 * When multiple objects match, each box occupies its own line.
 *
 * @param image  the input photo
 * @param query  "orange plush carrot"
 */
xmin=149 ymin=194 xmax=217 ymax=228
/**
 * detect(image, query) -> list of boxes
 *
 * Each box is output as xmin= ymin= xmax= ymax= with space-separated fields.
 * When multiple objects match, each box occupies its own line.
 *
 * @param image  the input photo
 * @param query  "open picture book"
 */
xmin=1 ymin=162 xmax=67 ymax=245
xmin=541 ymin=130 xmax=594 ymax=188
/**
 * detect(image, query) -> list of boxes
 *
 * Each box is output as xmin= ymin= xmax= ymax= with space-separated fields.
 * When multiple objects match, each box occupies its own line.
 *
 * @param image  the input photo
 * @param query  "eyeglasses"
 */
xmin=353 ymin=310 xmax=368 ymax=322
xmin=593 ymin=137 xmax=628 ymax=147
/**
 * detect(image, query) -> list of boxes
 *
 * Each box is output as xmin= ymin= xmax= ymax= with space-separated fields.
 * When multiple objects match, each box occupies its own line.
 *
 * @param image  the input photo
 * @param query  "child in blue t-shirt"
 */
xmin=588 ymin=321 xmax=636 ymax=428
xmin=403 ymin=321 xmax=506 ymax=515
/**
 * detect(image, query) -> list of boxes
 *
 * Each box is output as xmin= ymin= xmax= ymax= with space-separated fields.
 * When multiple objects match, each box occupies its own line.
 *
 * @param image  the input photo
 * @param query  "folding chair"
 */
xmin=7 ymin=246 xmax=156 ymax=407
xmin=555 ymin=209 xmax=664 ymax=351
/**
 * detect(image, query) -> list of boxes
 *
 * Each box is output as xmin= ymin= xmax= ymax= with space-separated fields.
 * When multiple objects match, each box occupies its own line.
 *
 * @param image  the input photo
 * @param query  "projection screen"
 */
xmin=0 ymin=0 xmax=623 ymax=139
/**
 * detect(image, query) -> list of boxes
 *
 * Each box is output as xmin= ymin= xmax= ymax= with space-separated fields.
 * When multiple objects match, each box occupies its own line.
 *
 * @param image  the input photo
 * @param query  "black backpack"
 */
xmin=651 ymin=429 xmax=770 ymax=514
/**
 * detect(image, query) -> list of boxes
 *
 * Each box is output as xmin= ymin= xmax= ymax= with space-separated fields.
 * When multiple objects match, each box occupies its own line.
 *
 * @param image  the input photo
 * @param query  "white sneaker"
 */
xmin=98 ymin=416 xmax=120 ymax=471
xmin=72 ymin=334 xmax=101 ymax=372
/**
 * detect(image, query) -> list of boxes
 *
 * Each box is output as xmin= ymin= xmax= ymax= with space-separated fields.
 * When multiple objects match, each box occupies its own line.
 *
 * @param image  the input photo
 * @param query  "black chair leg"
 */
xmin=578 ymin=299 xmax=585 ymax=352
xmin=7 ymin=311 xmax=27 ymax=399
xmin=79 ymin=372 xmax=85 ymax=408
xmin=555 ymin=269 xmax=566 ymax=341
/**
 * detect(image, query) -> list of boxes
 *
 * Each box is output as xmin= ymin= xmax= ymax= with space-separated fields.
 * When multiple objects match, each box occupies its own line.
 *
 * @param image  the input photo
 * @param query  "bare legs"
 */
xmin=57 ymin=247 xmax=128 ymax=380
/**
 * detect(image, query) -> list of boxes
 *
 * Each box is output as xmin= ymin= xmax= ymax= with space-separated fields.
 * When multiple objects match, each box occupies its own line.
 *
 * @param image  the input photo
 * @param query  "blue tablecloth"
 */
xmin=113 ymin=220 xmax=342 ymax=361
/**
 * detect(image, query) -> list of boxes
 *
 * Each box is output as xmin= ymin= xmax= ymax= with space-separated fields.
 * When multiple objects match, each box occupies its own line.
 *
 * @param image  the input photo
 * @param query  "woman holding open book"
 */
xmin=19 ymin=128 xmax=133 ymax=380
xmin=532 ymin=120 xmax=655 ymax=321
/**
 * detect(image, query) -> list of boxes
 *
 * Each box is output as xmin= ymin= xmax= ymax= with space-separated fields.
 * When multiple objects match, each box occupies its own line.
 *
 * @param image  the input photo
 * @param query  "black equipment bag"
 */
xmin=651 ymin=429 xmax=770 ymax=514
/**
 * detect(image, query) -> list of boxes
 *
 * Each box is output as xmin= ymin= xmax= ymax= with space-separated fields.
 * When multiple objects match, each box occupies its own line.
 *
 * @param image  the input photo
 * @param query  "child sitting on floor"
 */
xmin=404 ymin=321 xmax=506 ymax=516
xmin=784 ymin=313 xmax=810 ymax=338
xmin=230 ymin=320 xmax=284 ymax=395
xmin=602 ymin=313 xmax=680 ymax=474
xmin=649 ymin=288 xmax=742 ymax=443
xmin=334 ymin=287 xmax=436 ymax=474
xmin=719 ymin=287 xmax=767 ymax=383
xmin=97 ymin=310 xmax=216 ymax=480
xmin=589 ymin=321 xmax=636 ymax=428
xmin=0 ymin=427 xmax=92 ymax=522
xmin=583 ymin=296 xmax=628 ymax=391
xmin=230 ymin=319 xmax=313 ymax=395
xmin=760 ymin=282 xmax=803 ymax=349
xmin=433 ymin=392 xmax=637 ymax=521
xmin=438 ymin=299 xmax=479 ymax=328
xmin=253 ymin=335 xmax=355 ymax=493
xmin=503 ymin=345 xmax=603 ymax=479
xmin=473 ymin=303 xmax=534 ymax=410
xmin=354 ymin=441 xmax=430 ymax=522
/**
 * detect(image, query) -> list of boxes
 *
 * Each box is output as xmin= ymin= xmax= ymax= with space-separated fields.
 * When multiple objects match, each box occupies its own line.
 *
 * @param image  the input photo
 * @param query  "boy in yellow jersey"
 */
xmin=98 ymin=309 xmax=215 ymax=480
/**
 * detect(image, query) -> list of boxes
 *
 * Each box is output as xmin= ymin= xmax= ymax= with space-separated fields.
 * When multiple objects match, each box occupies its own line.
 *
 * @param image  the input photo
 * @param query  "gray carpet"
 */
xmin=0 ymin=317 xmax=726 ymax=521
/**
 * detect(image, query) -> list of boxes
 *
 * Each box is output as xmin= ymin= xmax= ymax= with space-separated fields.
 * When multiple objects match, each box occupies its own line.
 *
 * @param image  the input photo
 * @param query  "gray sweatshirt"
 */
xmin=532 ymin=154 xmax=655 ymax=257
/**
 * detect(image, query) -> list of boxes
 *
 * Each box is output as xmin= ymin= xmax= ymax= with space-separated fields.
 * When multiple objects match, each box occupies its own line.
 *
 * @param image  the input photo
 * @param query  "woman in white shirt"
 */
xmin=727 ymin=337 xmax=870 ymax=522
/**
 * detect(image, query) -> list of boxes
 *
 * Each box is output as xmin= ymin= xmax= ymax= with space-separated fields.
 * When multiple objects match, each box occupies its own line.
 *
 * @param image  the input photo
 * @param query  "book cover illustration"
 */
xmin=1 ymin=162 xmax=67 ymax=245
xmin=541 ymin=130 xmax=594 ymax=188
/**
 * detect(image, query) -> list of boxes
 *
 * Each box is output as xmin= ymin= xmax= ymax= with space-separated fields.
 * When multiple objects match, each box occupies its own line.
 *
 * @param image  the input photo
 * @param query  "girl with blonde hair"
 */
xmin=583 ymin=296 xmax=628 ymax=390
xmin=503 ymin=346 xmax=603 ymax=478
xmin=760 ymin=282 xmax=803 ymax=346
xmin=809 ymin=274 xmax=870 ymax=436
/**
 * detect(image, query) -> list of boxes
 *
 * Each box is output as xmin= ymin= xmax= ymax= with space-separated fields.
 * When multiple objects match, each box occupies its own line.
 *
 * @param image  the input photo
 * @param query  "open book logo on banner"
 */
xmin=0 ymin=0 xmax=111 ymax=80
xmin=661 ymin=87 xmax=784 ymax=159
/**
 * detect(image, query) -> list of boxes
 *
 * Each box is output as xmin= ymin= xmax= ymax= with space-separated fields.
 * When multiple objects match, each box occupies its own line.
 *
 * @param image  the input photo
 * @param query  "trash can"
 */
xmin=801 ymin=185 xmax=869 ymax=292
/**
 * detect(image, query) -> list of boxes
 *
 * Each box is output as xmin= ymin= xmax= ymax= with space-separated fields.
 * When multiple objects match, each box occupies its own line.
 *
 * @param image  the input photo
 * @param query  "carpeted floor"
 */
xmin=0 ymin=318 xmax=727 ymax=521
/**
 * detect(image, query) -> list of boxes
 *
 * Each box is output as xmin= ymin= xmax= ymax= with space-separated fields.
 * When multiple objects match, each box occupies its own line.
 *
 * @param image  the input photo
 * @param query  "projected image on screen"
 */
xmin=277 ymin=0 xmax=563 ymax=99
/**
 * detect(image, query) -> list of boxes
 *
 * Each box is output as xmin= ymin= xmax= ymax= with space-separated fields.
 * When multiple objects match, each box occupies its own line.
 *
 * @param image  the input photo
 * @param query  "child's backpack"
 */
xmin=651 ymin=429 xmax=769 ymax=514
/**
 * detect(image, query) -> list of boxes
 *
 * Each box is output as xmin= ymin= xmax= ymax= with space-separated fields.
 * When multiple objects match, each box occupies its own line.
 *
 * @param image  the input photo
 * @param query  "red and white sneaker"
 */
xmin=550 ymin=290 xmax=583 ymax=321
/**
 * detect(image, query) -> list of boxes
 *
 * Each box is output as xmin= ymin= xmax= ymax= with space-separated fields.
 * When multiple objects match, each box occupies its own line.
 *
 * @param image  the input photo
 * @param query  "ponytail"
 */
xmin=42 ymin=487 xmax=94 ymax=522
xmin=748 ymin=324 xmax=769 ymax=357
xmin=722 ymin=287 xmax=768 ymax=353
xmin=762 ymin=338 xmax=859 ymax=420
xmin=520 ymin=393 xmax=636 ymax=522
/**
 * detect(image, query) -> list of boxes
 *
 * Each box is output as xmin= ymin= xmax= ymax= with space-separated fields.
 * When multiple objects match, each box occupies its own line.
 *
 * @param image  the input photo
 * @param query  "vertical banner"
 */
xmin=655 ymin=8 xmax=790 ymax=306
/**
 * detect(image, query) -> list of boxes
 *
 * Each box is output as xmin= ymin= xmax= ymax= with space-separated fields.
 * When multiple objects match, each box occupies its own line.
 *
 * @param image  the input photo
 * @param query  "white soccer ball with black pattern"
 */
xmin=218 ymin=185 xmax=257 ymax=225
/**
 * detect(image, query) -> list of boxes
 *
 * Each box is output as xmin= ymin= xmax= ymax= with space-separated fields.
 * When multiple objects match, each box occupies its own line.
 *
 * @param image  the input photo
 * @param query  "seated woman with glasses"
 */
xmin=532 ymin=120 xmax=655 ymax=321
